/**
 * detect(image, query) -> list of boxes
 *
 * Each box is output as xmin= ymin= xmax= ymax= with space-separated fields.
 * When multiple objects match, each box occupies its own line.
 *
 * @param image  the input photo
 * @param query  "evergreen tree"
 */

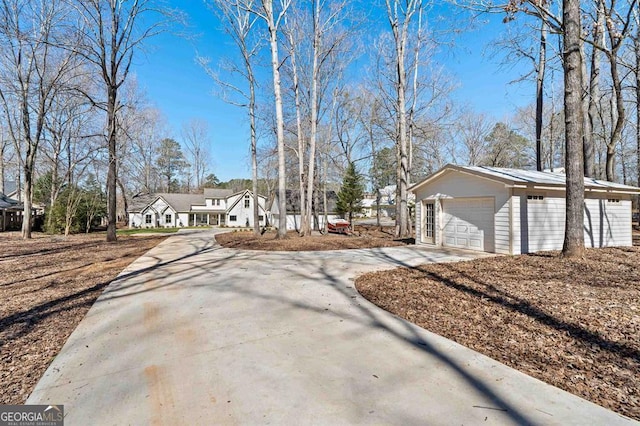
xmin=156 ymin=138 xmax=189 ymax=192
xmin=336 ymin=162 xmax=364 ymax=223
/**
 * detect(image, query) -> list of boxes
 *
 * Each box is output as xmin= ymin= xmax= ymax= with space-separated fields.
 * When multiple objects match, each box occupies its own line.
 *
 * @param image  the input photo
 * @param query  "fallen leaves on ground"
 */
xmin=356 ymin=247 xmax=640 ymax=420
xmin=215 ymin=225 xmax=409 ymax=251
xmin=0 ymin=232 xmax=168 ymax=405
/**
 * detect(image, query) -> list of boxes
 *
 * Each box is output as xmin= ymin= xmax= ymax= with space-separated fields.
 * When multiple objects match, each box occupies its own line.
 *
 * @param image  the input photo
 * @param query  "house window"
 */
xmin=527 ymin=195 xmax=544 ymax=201
xmin=216 ymin=199 xmax=220 ymax=206
xmin=244 ymin=195 xmax=250 ymax=208
xmin=259 ymin=215 xmax=264 ymax=221
xmin=145 ymin=214 xmax=152 ymax=224
xmin=230 ymin=215 xmax=237 ymax=221
xmin=165 ymin=214 xmax=172 ymax=224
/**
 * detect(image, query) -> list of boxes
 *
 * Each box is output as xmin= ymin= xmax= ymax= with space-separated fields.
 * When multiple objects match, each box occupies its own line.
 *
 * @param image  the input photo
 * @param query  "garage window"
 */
xmin=607 ymin=198 xmax=620 ymax=203
xmin=527 ymin=195 xmax=544 ymax=201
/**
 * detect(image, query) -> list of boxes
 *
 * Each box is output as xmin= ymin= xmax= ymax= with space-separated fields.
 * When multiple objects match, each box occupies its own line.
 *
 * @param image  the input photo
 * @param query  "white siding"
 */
xmin=527 ymin=196 xmax=566 ymax=252
xmin=584 ymin=198 xmax=632 ymax=247
xmin=225 ymin=191 xmax=267 ymax=228
xmin=495 ymin=196 xmax=513 ymax=255
xmin=524 ymin=194 xmax=632 ymax=253
xmin=176 ymin=213 xmax=189 ymax=227
xmin=510 ymin=195 xmax=521 ymax=255
xmin=415 ymin=201 xmax=422 ymax=242
xmin=129 ymin=213 xmax=143 ymax=228
xmin=160 ymin=207 xmax=177 ymax=227
xmin=413 ymin=170 xmax=510 ymax=253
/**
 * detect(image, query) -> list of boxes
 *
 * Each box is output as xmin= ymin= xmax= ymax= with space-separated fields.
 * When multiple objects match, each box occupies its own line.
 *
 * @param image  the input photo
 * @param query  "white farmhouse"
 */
xmin=129 ymin=189 xmax=268 ymax=229
xmin=410 ymin=164 xmax=640 ymax=254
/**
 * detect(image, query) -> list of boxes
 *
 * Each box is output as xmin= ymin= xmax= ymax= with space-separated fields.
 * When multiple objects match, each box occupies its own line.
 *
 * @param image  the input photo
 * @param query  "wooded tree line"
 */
xmin=208 ymin=0 xmax=639 ymax=255
xmin=2 ymin=0 xmax=639 ymax=252
xmin=0 ymin=0 xmax=220 ymax=238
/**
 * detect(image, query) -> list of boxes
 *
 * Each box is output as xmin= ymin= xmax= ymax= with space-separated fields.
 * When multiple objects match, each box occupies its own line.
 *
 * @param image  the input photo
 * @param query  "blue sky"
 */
xmin=132 ymin=2 xmax=534 ymax=182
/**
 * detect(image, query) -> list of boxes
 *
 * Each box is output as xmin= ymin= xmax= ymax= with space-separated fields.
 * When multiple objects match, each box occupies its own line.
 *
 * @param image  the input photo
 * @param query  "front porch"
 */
xmin=188 ymin=212 xmax=226 ymax=227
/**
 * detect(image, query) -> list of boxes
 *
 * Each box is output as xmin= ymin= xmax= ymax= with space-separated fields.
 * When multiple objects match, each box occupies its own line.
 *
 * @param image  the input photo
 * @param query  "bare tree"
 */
xmin=456 ymin=111 xmax=493 ymax=166
xmin=0 ymin=126 xmax=10 ymax=194
xmin=255 ymin=0 xmax=291 ymax=237
xmin=0 ymin=0 xmax=78 ymax=238
xmin=181 ymin=119 xmax=210 ymax=190
xmin=535 ymin=21 xmax=547 ymax=171
xmin=72 ymin=0 xmax=169 ymax=241
xmin=384 ymin=0 xmax=423 ymax=239
xmin=42 ymin=79 xmax=101 ymax=230
xmin=205 ymin=0 xmax=262 ymax=235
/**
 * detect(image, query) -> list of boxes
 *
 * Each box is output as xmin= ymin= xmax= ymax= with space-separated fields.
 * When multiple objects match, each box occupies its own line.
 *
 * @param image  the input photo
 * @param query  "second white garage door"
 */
xmin=442 ymin=198 xmax=495 ymax=252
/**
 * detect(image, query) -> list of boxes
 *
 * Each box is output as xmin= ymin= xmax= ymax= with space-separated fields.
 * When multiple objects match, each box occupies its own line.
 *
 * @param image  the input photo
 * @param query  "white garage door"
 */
xmin=442 ymin=198 xmax=495 ymax=252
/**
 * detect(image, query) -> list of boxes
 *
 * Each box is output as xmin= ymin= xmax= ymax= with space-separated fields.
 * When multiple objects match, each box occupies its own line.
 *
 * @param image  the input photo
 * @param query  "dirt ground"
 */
xmin=4 ymin=226 xmax=639 ymax=418
xmin=356 ymin=247 xmax=640 ymax=420
xmin=0 ymin=232 xmax=168 ymax=405
xmin=215 ymin=225 xmax=409 ymax=251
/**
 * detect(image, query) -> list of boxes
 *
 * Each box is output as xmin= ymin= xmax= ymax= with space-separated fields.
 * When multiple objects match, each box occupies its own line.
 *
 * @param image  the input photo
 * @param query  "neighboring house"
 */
xmin=360 ymin=198 xmax=375 ymax=217
xmin=128 ymin=189 xmax=267 ymax=228
xmin=410 ymin=164 xmax=640 ymax=254
xmin=4 ymin=181 xmax=18 ymax=200
xmin=0 ymin=192 xmax=23 ymax=232
xmin=376 ymin=184 xmax=416 ymax=218
xmin=270 ymin=189 xmax=340 ymax=231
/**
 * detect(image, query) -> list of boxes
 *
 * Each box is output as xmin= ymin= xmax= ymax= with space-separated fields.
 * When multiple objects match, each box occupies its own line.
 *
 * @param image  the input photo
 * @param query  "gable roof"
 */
xmin=203 ymin=188 xmax=234 ymax=199
xmin=410 ymin=164 xmax=640 ymax=194
xmin=155 ymin=193 xmax=205 ymax=212
xmin=0 ymin=192 xmax=21 ymax=210
xmin=225 ymin=190 xmax=267 ymax=213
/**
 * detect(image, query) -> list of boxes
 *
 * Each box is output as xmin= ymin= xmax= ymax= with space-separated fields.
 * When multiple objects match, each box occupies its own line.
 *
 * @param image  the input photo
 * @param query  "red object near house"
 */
xmin=327 ymin=219 xmax=351 ymax=234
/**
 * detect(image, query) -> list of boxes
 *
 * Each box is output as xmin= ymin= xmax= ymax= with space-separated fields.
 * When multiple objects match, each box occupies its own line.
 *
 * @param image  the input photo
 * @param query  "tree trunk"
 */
xmin=536 ymin=21 xmax=547 ymax=171
xmin=106 ymin=85 xmax=118 ymax=242
xmin=288 ymin=28 xmax=308 ymax=237
xmin=323 ymin=157 xmax=328 ymax=234
xmin=264 ymin=0 xmax=287 ymax=238
xmin=604 ymin=9 xmax=625 ymax=182
xmin=636 ymin=34 xmax=640 ymax=217
xmin=606 ymin=55 xmax=624 ymax=182
xmin=304 ymin=0 xmax=321 ymax=238
xmin=0 ymin=140 xmax=5 ymax=194
xmin=117 ymin=177 xmax=128 ymax=224
xmin=21 ymin=157 xmax=33 ymax=239
xmin=250 ymin=74 xmax=260 ymax=236
xmin=585 ymin=0 xmax=603 ymax=178
xmin=562 ymin=0 xmax=586 ymax=257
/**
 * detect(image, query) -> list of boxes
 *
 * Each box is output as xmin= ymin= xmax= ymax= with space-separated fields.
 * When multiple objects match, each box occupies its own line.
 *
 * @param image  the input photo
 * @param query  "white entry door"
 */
xmin=442 ymin=198 xmax=494 ymax=252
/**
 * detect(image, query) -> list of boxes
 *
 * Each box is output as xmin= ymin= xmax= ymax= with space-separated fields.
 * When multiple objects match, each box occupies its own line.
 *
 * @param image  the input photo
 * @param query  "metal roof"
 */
xmin=410 ymin=164 xmax=640 ymax=194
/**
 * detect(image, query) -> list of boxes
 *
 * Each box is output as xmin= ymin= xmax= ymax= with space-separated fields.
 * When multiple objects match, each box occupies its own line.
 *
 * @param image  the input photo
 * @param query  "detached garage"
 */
xmin=410 ymin=165 xmax=640 ymax=254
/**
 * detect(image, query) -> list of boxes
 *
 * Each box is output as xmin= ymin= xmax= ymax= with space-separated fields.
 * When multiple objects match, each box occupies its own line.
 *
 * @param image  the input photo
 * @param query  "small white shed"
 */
xmin=410 ymin=165 xmax=640 ymax=254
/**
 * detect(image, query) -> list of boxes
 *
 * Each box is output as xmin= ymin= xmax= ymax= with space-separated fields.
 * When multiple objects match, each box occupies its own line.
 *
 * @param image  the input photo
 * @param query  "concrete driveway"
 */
xmin=28 ymin=230 xmax=635 ymax=425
